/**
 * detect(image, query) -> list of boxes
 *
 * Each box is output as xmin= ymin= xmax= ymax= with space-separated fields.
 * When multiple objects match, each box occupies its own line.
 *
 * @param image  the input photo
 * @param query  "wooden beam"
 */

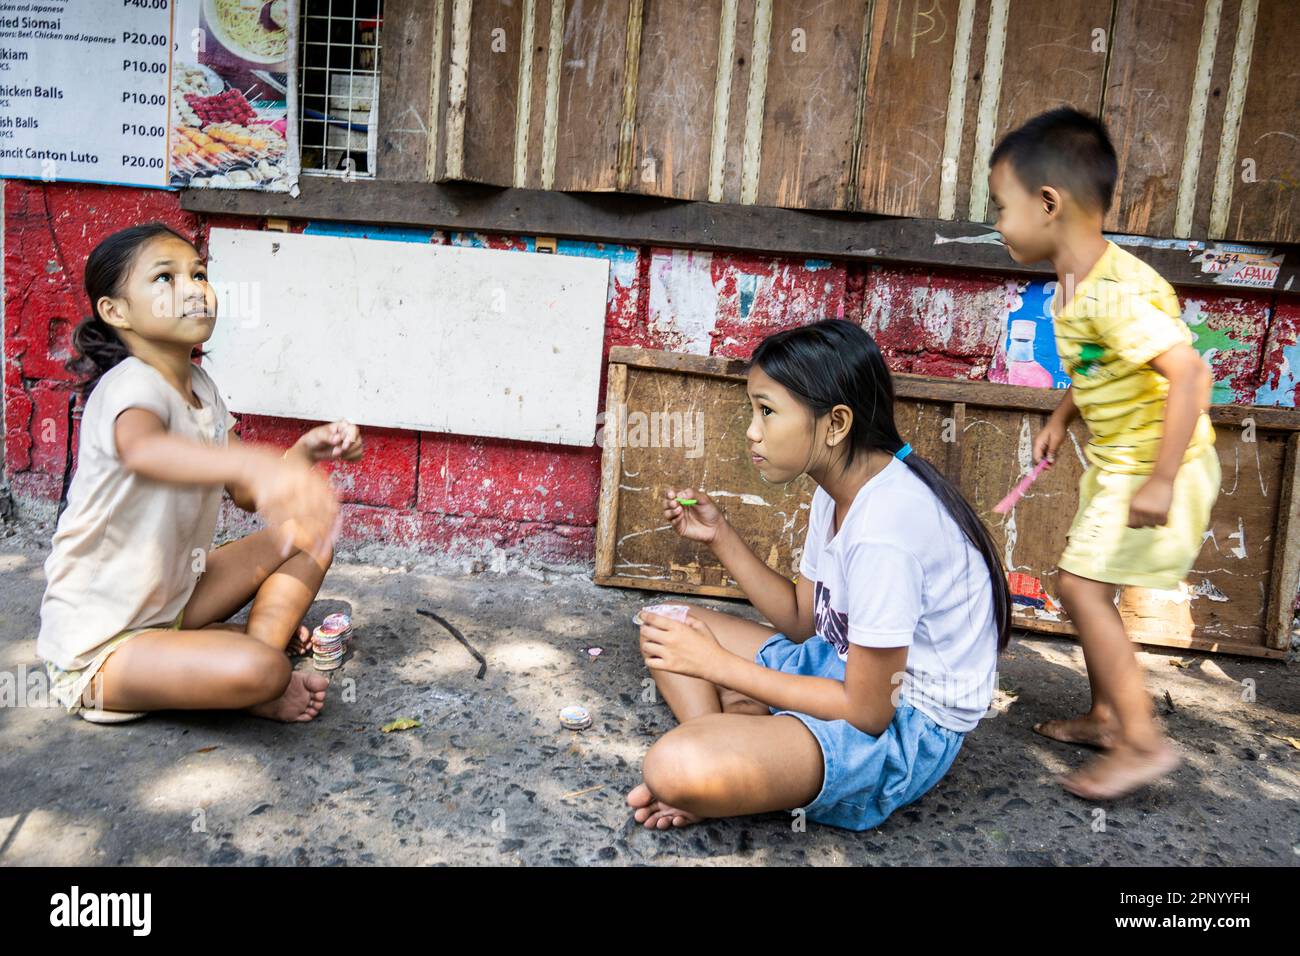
xmin=594 ymin=363 xmax=627 ymax=580
xmin=374 ymin=0 xmax=443 ymax=182
xmin=1010 ymin=611 xmax=1288 ymax=660
xmin=605 ymin=346 xmax=1300 ymax=429
xmin=180 ymin=177 xmax=1300 ymax=295
xmin=1265 ymin=432 xmax=1300 ymax=649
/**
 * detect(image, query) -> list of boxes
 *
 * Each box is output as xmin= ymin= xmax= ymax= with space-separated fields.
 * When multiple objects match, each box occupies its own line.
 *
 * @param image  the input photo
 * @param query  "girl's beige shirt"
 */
xmin=38 ymin=357 xmax=235 ymax=670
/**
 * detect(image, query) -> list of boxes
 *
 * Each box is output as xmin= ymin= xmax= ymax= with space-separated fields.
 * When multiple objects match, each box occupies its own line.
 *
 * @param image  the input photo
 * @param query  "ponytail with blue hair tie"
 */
xmin=895 ymin=442 xmax=913 ymax=461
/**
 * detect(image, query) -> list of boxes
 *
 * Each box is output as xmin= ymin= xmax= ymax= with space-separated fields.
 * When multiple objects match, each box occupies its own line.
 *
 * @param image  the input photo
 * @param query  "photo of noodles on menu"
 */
xmin=170 ymin=0 xmax=298 ymax=192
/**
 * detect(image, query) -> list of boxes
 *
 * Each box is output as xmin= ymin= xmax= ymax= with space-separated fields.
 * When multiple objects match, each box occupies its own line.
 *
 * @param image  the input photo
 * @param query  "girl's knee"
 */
xmin=223 ymin=645 xmax=291 ymax=703
xmin=643 ymin=732 xmax=713 ymax=806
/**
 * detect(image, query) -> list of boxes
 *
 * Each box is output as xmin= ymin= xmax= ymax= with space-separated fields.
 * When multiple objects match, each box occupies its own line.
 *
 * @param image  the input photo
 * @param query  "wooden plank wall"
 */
xmin=376 ymin=0 xmax=1300 ymax=244
xmin=595 ymin=348 xmax=1300 ymax=658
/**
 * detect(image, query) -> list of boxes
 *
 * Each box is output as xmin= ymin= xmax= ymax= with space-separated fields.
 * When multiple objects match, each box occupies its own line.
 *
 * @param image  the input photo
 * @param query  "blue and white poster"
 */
xmin=989 ymin=280 xmax=1071 ymax=390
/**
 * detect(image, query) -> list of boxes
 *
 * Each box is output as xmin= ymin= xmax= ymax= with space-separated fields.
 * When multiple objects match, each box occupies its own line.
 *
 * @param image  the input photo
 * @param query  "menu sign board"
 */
xmin=0 ymin=0 xmax=296 ymax=191
xmin=0 ymin=1 xmax=173 ymax=187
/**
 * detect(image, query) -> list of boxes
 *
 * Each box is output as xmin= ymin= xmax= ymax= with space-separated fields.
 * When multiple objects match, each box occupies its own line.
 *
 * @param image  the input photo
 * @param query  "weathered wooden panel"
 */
xmin=595 ymin=348 xmax=1300 ymax=657
xmin=375 ymin=0 xmax=444 ymax=181
xmin=550 ymin=0 xmax=636 ymax=191
xmin=750 ymin=0 xmax=868 ymax=209
xmin=1187 ymin=0 xmax=1248 ymax=237
xmin=469 ymin=0 xmax=526 ymax=184
xmin=1104 ymin=0 xmax=1212 ymax=237
xmin=628 ymin=0 xmax=723 ymax=199
xmin=1213 ymin=0 xmax=1300 ymax=241
xmin=378 ymin=0 xmax=1300 ymax=247
xmin=965 ymin=408 xmax=1286 ymax=653
xmin=717 ymin=0 xmax=758 ymax=204
xmin=967 ymin=0 xmax=1111 ymax=223
xmin=521 ymin=0 xmax=558 ymax=189
xmin=598 ymin=361 xmax=815 ymax=593
xmin=856 ymin=0 xmax=966 ymax=218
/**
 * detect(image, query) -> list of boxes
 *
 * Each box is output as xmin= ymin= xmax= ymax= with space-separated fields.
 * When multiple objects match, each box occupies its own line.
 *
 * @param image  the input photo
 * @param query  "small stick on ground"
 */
xmin=417 ymin=608 xmax=487 ymax=679
xmin=561 ymin=784 xmax=606 ymax=800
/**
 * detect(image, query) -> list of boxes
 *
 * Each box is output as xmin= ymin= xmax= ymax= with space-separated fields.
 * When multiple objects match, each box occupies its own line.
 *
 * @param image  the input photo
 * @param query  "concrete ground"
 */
xmin=1 ymin=520 xmax=1297 ymax=867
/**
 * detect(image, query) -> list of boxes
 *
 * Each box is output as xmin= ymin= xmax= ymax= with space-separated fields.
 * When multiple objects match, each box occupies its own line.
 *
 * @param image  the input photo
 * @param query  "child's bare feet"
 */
xmin=1061 ymin=740 xmax=1181 ymax=800
xmin=247 ymin=671 xmax=328 ymax=722
xmin=1033 ymin=710 xmax=1120 ymax=749
xmin=285 ymin=624 xmax=312 ymax=656
xmin=627 ymin=781 xmax=703 ymax=829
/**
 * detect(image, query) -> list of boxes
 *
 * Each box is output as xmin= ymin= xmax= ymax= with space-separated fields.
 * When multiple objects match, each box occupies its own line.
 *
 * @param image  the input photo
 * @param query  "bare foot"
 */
xmin=286 ymin=625 xmax=312 ymax=657
xmin=247 ymin=671 xmax=328 ymax=723
xmin=1033 ymin=712 xmax=1120 ymax=749
xmin=1061 ymin=740 xmax=1182 ymax=801
xmin=626 ymin=781 xmax=703 ymax=830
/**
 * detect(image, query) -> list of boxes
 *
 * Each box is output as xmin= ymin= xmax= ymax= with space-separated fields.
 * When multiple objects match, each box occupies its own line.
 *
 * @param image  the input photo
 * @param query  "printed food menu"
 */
xmin=0 ymin=0 xmax=297 ymax=192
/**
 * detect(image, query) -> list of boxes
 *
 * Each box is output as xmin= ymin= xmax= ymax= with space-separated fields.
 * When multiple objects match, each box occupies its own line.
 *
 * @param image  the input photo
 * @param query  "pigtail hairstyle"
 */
xmin=750 ymin=319 xmax=1013 ymax=651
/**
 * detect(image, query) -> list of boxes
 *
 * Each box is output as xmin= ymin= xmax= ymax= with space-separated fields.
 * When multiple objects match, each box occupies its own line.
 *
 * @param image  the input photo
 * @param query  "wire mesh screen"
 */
xmin=298 ymin=0 xmax=383 ymax=178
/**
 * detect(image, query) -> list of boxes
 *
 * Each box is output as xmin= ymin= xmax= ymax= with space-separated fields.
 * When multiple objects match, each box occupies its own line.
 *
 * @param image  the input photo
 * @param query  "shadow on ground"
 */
xmin=1 ymin=536 xmax=1297 ymax=866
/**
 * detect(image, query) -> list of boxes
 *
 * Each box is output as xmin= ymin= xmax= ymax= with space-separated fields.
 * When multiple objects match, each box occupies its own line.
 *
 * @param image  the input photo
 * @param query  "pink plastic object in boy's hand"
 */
xmin=633 ymin=603 xmax=691 ymax=626
xmin=993 ymin=458 xmax=1051 ymax=515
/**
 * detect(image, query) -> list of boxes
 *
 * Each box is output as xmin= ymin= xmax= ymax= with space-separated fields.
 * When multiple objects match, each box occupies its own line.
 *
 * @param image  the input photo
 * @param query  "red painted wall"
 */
xmin=5 ymin=181 xmax=1298 ymax=564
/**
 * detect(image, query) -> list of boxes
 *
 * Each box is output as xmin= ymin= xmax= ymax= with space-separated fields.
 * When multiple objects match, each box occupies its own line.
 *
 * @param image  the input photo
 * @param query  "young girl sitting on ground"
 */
xmin=627 ymin=319 xmax=1011 ymax=830
xmin=38 ymin=222 xmax=362 ymax=724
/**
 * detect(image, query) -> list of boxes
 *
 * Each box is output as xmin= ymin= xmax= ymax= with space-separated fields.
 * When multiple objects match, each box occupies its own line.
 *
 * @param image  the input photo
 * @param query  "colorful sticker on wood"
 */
xmin=988 ymin=281 xmax=1070 ymax=390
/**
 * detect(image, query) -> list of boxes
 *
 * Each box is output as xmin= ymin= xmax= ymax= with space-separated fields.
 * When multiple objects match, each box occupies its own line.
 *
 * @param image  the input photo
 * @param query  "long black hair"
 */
xmin=66 ymin=222 xmax=198 ymax=396
xmin=750 ymin=318 xmax=1012 ymax=651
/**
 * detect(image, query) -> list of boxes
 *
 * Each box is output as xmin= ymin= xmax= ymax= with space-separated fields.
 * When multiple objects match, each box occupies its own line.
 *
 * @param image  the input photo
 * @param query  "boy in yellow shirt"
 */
xmin=988 ymin=108 xmax=1219 ymax=800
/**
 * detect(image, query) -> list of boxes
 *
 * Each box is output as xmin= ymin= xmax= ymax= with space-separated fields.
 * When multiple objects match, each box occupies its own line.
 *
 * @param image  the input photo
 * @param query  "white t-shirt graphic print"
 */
xmin=798 ymin=458 xmax=998 ymax=732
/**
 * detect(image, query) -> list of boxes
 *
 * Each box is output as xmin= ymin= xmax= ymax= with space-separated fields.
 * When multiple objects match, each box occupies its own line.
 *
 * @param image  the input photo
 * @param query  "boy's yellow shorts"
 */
xmin=1057 ymin=445 xmax=1220 ymax=591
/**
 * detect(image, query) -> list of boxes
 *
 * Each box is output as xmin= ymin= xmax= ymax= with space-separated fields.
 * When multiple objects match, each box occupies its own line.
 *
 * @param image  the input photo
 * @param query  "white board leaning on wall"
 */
xmin=204 ymin=228 xmax=611 ymax=446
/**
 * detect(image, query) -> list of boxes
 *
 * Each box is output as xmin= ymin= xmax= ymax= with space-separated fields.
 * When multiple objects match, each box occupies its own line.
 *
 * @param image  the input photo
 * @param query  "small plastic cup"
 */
xmin=633 ymin=603 xmax=691 ymax=626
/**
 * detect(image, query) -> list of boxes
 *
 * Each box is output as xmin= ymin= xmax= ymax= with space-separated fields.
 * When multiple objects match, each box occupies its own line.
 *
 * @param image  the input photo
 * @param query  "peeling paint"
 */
xmin=5 ymin=180 xmax=1295 ymax=568
xmin=859 ymin=265 xmax=1006 ymax=379
xmin=1256 ymin=300 xmax=1300 ymax=407
xmin=1179 ymin=291 xmax=1271 ymax=404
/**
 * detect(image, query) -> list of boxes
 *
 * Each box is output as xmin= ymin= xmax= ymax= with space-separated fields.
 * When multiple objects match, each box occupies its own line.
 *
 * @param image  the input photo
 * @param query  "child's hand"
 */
xmin=245 ymin=452 xmax=341 ymax=565
xmin=1128 ymin=476 xmax=1173 ymax=528
xmin=296 ymin=420 xmax=363 ymax=462
xmin=639 ymin=611 xmax=726 ymax=681
xmin=1032 ymin=418 xmax=1067 ymax=465
xmin=662 ymin=487 xmax=725 ymax=543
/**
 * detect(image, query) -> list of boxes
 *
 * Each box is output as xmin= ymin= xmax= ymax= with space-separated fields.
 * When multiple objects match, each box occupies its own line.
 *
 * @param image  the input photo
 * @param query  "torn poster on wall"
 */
xmin=988 ymin=280 xmax=1070 ymax=389
xmin=1196 ymin=244 xmax=1282 ymax=289
xmin=170 ymin=0 xmax=298 ymax=192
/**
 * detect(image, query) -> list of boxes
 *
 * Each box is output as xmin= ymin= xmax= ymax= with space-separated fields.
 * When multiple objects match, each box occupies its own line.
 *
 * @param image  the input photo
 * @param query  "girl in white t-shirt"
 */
xmin=38 ymin=223 xmax=362 ymax=724
xmin=628 ymin=319 xmax=1011 ymax=831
